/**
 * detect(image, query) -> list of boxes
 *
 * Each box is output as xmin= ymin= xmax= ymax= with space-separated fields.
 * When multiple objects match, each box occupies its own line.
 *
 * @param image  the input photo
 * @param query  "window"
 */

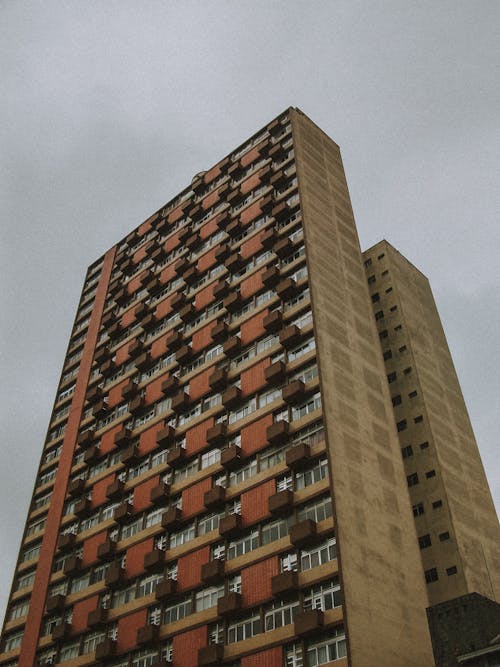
xmin=385 ymin=287 xmax=393 ymax=294
xmin=291 ymin=392 xmax=321 ymax=421
xmin=297 ymin=496 xmax=332 ymax=523
xmin=419 ymin=441 xmax=429 ymax=451
xmin=16 ymin=570 xmax=36 ymax=590
xmin=301 ymin=537 xmax=337 ymax=571
xmin=227 ymin=530 xmax=258 ymax=560
xmin=398 ymin=345 xmax=407 ymax=353
xmin=198 ymin=511 xmax=223 ymax=536
xmin=407 ymin=473 xmax=419 ymax=487
xmin=306 ymin=627 xmax=347 ymax=665
xmin=82 ymin=631 xmax=106 ymax=654
xmin=418 ymin=534 xmax=431 ymax=549
xmin=392 ymin=394 xmax=401 ymax=406
xmin=304 ymin=578 xmax=342 ymax=611
xmin=261 ymin=518 xmax=289 ymax=545
xmin=390 ymin=305 xmax=398 ymax=312
xmin=394 ymin=324 xmax=402 ymax=331
xmin=295 ymin=457 xmax=328 ymax=489
xmin=163 ymin=597 xmax=192 ymax=624
xmin=195 ymin=585 xmax=224 ymax=611
xmin=396 ymin=419 xmax=407 ymax=432
xmin=403 ymin=366 xmax=412 ymax=375
xmin=367 ymin=275 xmax=376 ymax=284
xmin=364 ymin=258 xmax=372 ymax=267
xmin=412 ymin=503 xmax=424 ymax=517
xmin=59 ymin=641 xmax=80 ymax=660
xmin=377 ymin=253 xmax=385 ymax=260
xmin=383 ymin=350 xmax=393 ymax=361
xmin=432 ymin=500 xmax=443 ymax=510
xmin=425 ymin=568 xmax=438 ymax=583
xmin=446 ymin=566 xmax=457 ymax=576
xmin=371 ymin=292 xmax=380 ymax=303
xmin=8 ymin=599 xmax=30 ymax=620
xmin=379 ymin=329 xmax=388 ymax=339
xmin=408 ymin=390 xmax=418 ymax=399
xmin=414 ymin=415 xmax=423 ymax=424
xmin=284 ymin=642 xmax=304 ymax=667
xmin=387 ymin=372 xmax=397 ymax=383
xmin=425 ymin=470 xmax=436 ymax=479
xmin=375 ymin=310 xmax=384 ymax=321
xmin=227 ymin=614 xmax=260 ymax=644
xmin=264 ymin=600 xmax=300 ymax=631
xmin=439 ymin=531 xmax=450 ymax=541
xmin=401 ymin=445 xmax=413 ymax=459
xmin=169 ymin=523 xmax=195 ymax=549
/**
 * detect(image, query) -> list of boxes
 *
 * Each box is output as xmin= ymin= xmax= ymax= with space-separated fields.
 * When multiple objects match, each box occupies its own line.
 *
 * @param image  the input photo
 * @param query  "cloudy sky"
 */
xmin=1 ymin=1 xmax=499 ymax=621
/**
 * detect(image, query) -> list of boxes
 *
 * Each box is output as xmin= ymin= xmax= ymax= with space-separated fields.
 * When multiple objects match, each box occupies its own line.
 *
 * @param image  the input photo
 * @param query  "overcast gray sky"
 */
xmin=1 ymin=1 xmax=499 ymax=622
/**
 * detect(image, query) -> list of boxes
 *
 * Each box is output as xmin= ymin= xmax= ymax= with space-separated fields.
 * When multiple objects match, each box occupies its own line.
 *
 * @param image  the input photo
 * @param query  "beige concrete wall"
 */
xmin=291 ymin=110 xmax=434 ymax=667
xmin=363 ymin=240 xmax=500 ymax=605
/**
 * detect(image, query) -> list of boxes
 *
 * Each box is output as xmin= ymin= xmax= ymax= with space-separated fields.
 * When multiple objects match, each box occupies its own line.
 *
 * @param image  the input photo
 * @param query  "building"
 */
xmin=0 ymin=108 xmax=498 ymax=667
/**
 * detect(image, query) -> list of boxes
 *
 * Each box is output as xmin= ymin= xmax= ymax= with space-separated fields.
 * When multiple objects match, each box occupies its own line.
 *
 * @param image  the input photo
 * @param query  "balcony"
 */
xmin=217 ymin=592 xmax=242 ymax=616
xmin=67 ymin=477 xmax=86 ymax=497
xmin=213 ymin=279 xmax=230 ymax=300
xmin=262 ymin=265 xmax=280 ymax=288
xmin=273 ymin=236 xmax=293 ymax=257
xmin=74 ymin=498 xmax=92 ymax=518
xmin=156 ymin=425 xmax=176 ymax=448
xmin=204 ymin=485 xmax=226 ymax=509
xmin=270 ymin=169 xmax=287 ymax=189
xmin=135 ymin=352 xmax=151 ymax=371
xmin=141 ymin=313 xmax=158 ymax=330
xmin=266 ymin=420 xmax=289 ymax=444
xmin=150 ymin=482 xmax=170 ymax=506
xmin=214 ymin=243 xmax=230 ymax=263
xmin=95 ymin=638 xmax=117 ymax=661
xmin=128 ymin=395 xmax=145 ymax=415
xmin=166 ymin=330 xmax=183 ymax=351
xmin=144 ymin=277 xmax=161 ymax=296
xmin=223 ymin=292 xmax=242 ymax=313
xmin=57 ymin=533 xmax=76 ymax=551
xmin=206 ymin=422 xmax=227 ymax=446
xmin=185 ymin=232 xmax=201 ymax=251
xmin=214 ymin=212 xmax=231 ymax=231
xmin=286 ymin=442 xmax=312 ymax=470
xmin=51 ymin=622 xmax=71 ymax=641
xmin=282 ymin=380 xmax=305 ymax=404
xmin=171 ymin=291 xmax=186 ymax=310
xmin=208 ymin=368 xmax=227 ymax=391
xmin=271 ymin=571 xmax=299 ymax=597
xmin=260 ymin=193 xmax=275 ymax=213
xmin=294 ymin=609 xmax=324 ymax=637
xmin=222 ymin=336 xmax=241 ymax=357
xmin=137 ymin=624 xmax=160 ymax=646
xmin=114 ymin=427 xmax=131 ymax=447
xmin=128 ymin=338 xmax=144 ymax=358
xmin=144 ymin=548 xmax=166 ymax=572
xmin=290 ymin=519 xmax=318 ymax=547
xmin=225 ymin=253 xmax=243 ymax=272
xmin=210 ymin=321 xmax=229 ymax=343
xmin=167 ymin=446 xmax=185 ymax=468
xmin=220 ymin=445 xmax=243 ymax=470
xmin=155 ymin=578 xmax=178 ymax=600
xmin=46 ymin=593 xmax=66 ymax=613
xmin=105 ymin=479 xmax=124 ymax=500
xmin=176 ymin=344 xmax=192 ymax=364
xmin=161 ymin=507 xmax=183 ymax=530
xmin=114 ymin=287 xmax=128 ymax=306
xmin=198 ymin=645 xmax=223 ymax=667
xmin=114 ymin=502 xmax=134 ymax=524
xmin=100 ymin=358 xmax=116 ymax=376
xmin=97 ymin=537 xmax=116 ymax=561
xmin=86 ymin=385 xmax=103 ymax=404
xmin=104 ymin=562 xmax=125 ymax=588
xmin=174 ymin=257 xmax=189 ymax=276
xmin=225 ymin=219 xmax=240 ymax=236
xmin=179 ymin=303 xmax=196 ymax=322
xmin=161 ymin=376 xmax=179 ymax=396
xmin=279 ymin=325 xmax=301 ymax=348
xmin=201 ymin=559 xmax=225 ymax=584
xmin=219 ymin=513 xmax=242 ymax=538
xmin=263 ymin=310 xmax=283 ymax=333
xmin=92 ymin=399 xmax=109 ymax=418
xmin=264 ymin=360 xmax=286 ymax=385
xmin=171 ymin=390 xmax=190 ymax=413
xmin=221 ymin=386 xmax=241 ymax=409
xmin=94 ymin=346 xmax=110 ymax=364
xmin=83 ymin=444 xmax=101 ymax=464
xmin=134 ymin=302 xmax=149 ymax=320
xmin=261 ymin=227 xmax=277 ymax=249
xmin=268 ymin=489 xmax=294 ymax=516
xmin=121 ymin=444 xmax=140 ymax=465
xmin=87 ymin=607 xmax=108 ymax=628
xmin=276 ymin=277 xmax=297 ymax=301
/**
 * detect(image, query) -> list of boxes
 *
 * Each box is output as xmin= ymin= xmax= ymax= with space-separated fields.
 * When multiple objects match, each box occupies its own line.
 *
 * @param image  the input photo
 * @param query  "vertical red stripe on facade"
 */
xmin=199 ymin=217 xmax=219 ymax=240
xmin=132 ymin=245 xmax=148 ymax=265
xmin=177 ymin=545 xmax=210 ymax=591
xmin=197 ymin=247 xmax=217 ymax=273
xmin=191 ymin=323 xmax=214 ymax=353
xmin=117 ymin=608 xmax=148 ymax=653
xmin=240 ymin=172 xmax=262 ymax=196
xmin=139 ymin=423 xmax=165 ymax=455
xmin=195 ymin=283 xmax=215 ymax=310
xmin=241 ymin=479 xmax=274 ymax=526
xmin=241 ymin=413 xmax=274 ymax=455
xmin=150 ymin=332 xmax=169 ymax=360
xmin=159 ymin=261 xmax=176 ymax=285
xmin=240 ymin=229 xmax=264 ymax=258
xmin=144 ymin=375 xmax=165 ymax=404
xmin=114 ymin=341 xmax=131 ymax=366
xmin=240 ymin=357 xmax=271 ymax=396
xmin=125 ymin=537 xmax=154 ymax=579
xmin=185 ymin=417 xmax=214 ymax=455
xmin=240 ymin=199 xmax=263 ymax=226
xmin=133 ymin=476 xmax=160 ymax=512
xmin=71 ymin=595 xmax=100 ymax=634
xmin=155 ymin=293 xmax=175 ymax=319
xmin=240 ymin=270 xmax=264 ymax=299
xmin=182 ymin=477 xmax=212 ymax=518
xmin=241 ymin=556 xmax=279 ymax=607
xmin=121 ymin=307 xmax=136 ymax=329
xmin=241 ymin=645 xmax=283 ymax=667
xmin=18 ymin=249 xmax=116 ymax=666
xmin=240 ymin=309 xmax=269 ymax=346
xmin=189 ymin=366 xmax=215 ymax=401
xmin=172 ymin=624 xmax=207 ymax=666
xmin=165 ymin=230 xmax=181 ymax=253
xmin=240 ymin=145 xmax=261 ymax=168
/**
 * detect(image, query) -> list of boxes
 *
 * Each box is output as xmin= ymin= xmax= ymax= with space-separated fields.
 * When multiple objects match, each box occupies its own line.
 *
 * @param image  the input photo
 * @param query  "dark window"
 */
xmin=382 ymin=269 xmax=389 ymax=277
xmin=398 ymin=345 xmax=407 ymax=353
xmin=371 ymin=292 xmax=380 ymax=303
xmin=408 ymin=390 xmax=418 ymax=399
xmin=413 ymin=503 xmax=424 ymax=517
xmin=377 ymin=253 xmax=385 ymax=260
xmin=385 ymin=287 xmax=393 ymax=294
xmin=426 ymin=470 xmax=436 ymax=479
xmin=419 ymin=534 xmax=432 ymax=549
xmin=364 ymin=258 xmax=372 ymax=267
xmin=392 ymin=394 xmax=402 ymax=407
xmin=390 ymin=305 xmax=398 ymax=312
xmin=446 ymin=566 xmax=457 ymax=576
xmin=403 ymin=367 xmax=412 ymax=375
xmin=394 ymin=324 xmax=402 ymax=331
xmin=407 ymin=473 xmax=419 ymax=487
xmin=375 ymin=310 xmax=384 ymax=321
xmin=383 ymin=350 xmax=393 ymax=361
xmin=419 ymin=441 xmax=429 ymax=451
xmin=432 ymin=500 xmax=443 ymax=510
xmin=401 ymin=445 xmax=413 ymax=459
xmin=425 ymin=568 xmax=438 ymax=583
xmin=439 ymin=532 xmax=450 ymax=541
xmin=367 ymin=275 xmax=376 ymax=285
xmin=387 ymin=372 xmax=397 ymax=384
xmin=379 ymin=329 xmax=388 ymax=340
xmin=414 ymin=415 xmax=423 ymax=424
xmin=397 ymin=419 xmax=407 ymax=432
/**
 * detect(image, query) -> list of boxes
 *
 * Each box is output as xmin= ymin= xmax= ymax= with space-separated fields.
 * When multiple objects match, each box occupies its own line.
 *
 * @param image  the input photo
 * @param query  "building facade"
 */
xmin=0 ymin=109 xmax=497 ymax=667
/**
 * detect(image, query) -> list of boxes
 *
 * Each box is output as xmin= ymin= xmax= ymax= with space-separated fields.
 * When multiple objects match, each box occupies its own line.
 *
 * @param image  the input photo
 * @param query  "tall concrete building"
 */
xmin=0 ymin=108 xmax=497 ymax=667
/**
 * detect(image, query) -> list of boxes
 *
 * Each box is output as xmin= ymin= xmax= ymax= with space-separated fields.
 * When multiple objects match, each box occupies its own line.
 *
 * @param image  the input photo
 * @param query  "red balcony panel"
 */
xmin=219 ymin=513 xmax=242 ymax=538
xmin=204 ymin=485 xmax=226 ymax=509
xmin=286 ymin=442 xmax=312 ymax=470
xmin=266 ymin=420 xmax=289 ymax=444
xmin=150 ymin=482 xmax=170 ymax=506
xmin=282 ymin=380 xmax=305 ymax=404
xmin=217 ymin=592 xmax=242 ymax=616
xmin=220 ymin=445 xmax=243 ymax=470
xmin=290 ymin=519 xmax=318 ymax=547
xmin=268 ymin=490 xmax=294 ymax=515
xmin=263 ymin=310 xmax=283 ymax=333
xmin=201 ymin=559 xmax=225 ymax=584
xmin=156 ymin=425 xmax=176 ymax=448
xmin=167 ymin=446 xmax=186 ymax=468
xmin=271 ymin=571 xmax=299 ymax=597
xmin=155 ymin=578 xmax=178 ymax=600
xmin=206 ymin=422 xmax=227 ymax=446
xmin=294 ymin=609 xmax=324 ymax=637
xmin=279 ymin=325 xmax=301 ymax=348
xmin=144 ymin=548 xmax=166 ymax=572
